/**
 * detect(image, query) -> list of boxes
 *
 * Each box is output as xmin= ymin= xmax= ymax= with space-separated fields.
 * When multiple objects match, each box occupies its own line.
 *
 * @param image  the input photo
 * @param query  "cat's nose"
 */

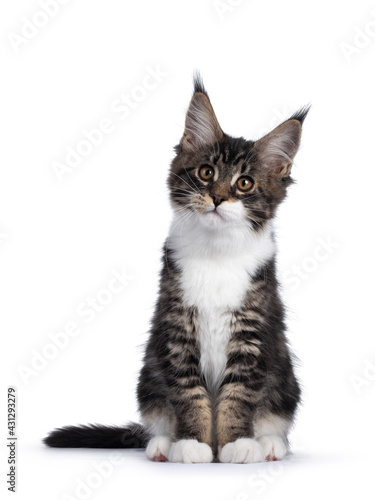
xmin=211 ymin=194 xmax=228 ymax=207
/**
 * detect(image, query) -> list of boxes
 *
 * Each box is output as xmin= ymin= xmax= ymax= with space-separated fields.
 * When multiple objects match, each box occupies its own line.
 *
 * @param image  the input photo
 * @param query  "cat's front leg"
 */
xmin=164 ymin=322 xmax=214 ymax=463
xmin=142 ymin=353 xmax=214 ymax=463
xmin=167 ymin=371 xmax=213 ymax=463
xmin=216 ymin=389 xmax=266 ymax=463
xmin=216 ymin=332 xmax=267 ymax=464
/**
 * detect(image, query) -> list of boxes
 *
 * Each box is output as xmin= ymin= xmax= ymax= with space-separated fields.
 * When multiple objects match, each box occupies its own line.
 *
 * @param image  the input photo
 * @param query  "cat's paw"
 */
xmin=219 ymin=438 xmax=266 ymax=463
xmin=258 ymin=435 xmax=287 ymax=461
xmin=168 ymin=439 xmax=213 ymax=464
xmin=145 ymin=436 xmax=172 ymax=462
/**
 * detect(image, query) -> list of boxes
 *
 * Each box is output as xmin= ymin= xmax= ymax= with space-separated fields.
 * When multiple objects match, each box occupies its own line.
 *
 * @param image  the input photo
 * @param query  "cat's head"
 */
xmin=168 ymin=75 xmax=309 ymax=231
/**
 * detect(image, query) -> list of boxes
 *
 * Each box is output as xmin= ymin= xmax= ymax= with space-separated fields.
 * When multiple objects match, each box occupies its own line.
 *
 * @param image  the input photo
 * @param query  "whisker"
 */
xmin=170 ymin=171 xmax=200 ymax=195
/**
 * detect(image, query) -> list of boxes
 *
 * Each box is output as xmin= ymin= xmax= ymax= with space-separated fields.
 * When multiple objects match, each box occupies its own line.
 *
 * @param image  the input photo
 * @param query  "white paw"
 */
xmin=145 ymin=436 xmax=172 ymax=462
xmin=219 ymin=438 xmax=266 ymax=463
xmin=168 ymin=439 xmax=213 ymax=464
xmin=258 ymin=435 xmax=287 ymax=461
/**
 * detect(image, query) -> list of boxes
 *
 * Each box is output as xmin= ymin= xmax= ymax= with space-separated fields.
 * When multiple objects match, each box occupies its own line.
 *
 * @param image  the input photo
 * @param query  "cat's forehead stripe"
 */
xmin=240 ymin=161 xmax=250 ymax=174
xmin=232 ymin=153 xmax=246 ymax=166
xmin=210 ymin=150 xmax=252 ymax=172
xmin=224 ymin=145 xmax=230 ymax=163
xmin=212 ymin=152 xmax=222 ymax=164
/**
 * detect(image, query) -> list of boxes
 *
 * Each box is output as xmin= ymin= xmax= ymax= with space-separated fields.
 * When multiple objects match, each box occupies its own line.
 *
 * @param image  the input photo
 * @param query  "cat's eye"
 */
xmin=198 ymin=165 xmax=214 ymax=181
xmin=236 ymin=176 xmax=254 ymax=192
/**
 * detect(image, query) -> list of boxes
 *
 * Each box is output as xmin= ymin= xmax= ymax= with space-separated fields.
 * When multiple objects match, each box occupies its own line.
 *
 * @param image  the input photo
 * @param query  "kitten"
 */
xmin=44 ymin=75 xmax=308 ymax=464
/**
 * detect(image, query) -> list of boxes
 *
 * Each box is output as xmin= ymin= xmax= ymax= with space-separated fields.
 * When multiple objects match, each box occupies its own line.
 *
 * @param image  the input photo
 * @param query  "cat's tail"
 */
xmin=43 ymin=422 xmax=149 ymax=449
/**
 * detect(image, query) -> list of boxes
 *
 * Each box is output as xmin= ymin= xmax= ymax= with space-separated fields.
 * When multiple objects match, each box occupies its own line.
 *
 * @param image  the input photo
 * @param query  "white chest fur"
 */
xmin=168 ymin=215 xmax=275 ymax=392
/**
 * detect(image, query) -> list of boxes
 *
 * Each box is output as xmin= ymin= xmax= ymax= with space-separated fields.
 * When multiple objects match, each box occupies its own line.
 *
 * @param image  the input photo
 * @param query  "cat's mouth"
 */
xmin=202 ymin=206 xmax=232 ymax=225
xmin=200 ymin=201 xmax=244 ymax=226
xmin=205 ymin=207 xmax=224 ymax=220
xmin=210 ymin=209 xmax=224 ymax=219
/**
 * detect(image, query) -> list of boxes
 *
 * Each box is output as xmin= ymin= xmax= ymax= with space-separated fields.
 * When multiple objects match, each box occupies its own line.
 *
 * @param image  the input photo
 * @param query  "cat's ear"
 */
xmin=254 ymin=107 xmax=309 ymax=178
xmin=181 ymin=76 xmax=223 ymax=152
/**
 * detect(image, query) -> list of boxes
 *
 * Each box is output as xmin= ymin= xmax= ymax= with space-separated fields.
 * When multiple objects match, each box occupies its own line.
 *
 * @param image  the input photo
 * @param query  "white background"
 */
xmin=1 ymin=0 xmax=375 ymax=498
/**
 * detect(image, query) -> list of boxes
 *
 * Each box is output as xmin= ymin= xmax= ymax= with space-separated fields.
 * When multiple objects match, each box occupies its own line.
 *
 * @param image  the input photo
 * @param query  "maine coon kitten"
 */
xmin=44 ymin=76 xmax=308 ymax=464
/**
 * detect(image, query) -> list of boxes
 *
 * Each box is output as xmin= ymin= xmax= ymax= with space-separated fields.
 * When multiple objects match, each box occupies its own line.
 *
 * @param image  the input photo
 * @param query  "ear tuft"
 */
xmin=193 ymin=70 xmax=209 ymax=97
xmin=288 ymin=105 xmax=311 ymax=126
